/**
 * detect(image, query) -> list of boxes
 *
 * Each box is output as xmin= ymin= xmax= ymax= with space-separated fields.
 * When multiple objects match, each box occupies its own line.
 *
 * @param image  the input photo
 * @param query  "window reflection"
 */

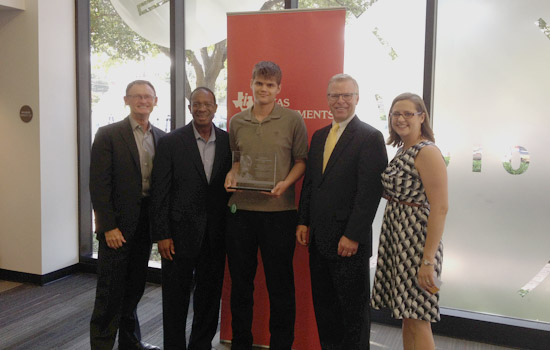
xmin=472 ymin=145 xmax=482 ymax=173
xmin=184 ymin=0 xmax=268 ymax=130
xmin=90 ymin=0 xmax=171 ymax=266
xmin=502 ymin=145 xmax=530 ymax=175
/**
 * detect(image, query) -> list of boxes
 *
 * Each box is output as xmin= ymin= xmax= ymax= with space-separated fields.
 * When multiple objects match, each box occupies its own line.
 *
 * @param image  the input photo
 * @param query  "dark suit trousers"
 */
xmin=226 ymin=209 xmax=297 ymax=350
xmin=161 ymin=231 xmax=226 ymax=350
xmin=90 ymin=199 xmax=152 ymax=350
xmin=309 ymin=240 xmax=370 ymax=350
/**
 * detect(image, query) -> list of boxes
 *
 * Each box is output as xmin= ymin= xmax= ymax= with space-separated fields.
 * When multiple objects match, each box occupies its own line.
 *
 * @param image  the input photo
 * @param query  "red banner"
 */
xmin=222 ymin=8 xmax=346 ymax=349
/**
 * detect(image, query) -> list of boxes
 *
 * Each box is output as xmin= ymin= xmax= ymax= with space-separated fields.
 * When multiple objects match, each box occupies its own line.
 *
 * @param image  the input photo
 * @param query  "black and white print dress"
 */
xmin=371 ymin=140 xmax=443 ymax=322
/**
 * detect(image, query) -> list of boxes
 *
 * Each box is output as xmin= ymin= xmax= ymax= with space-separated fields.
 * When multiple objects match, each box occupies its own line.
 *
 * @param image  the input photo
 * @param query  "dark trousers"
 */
xmin=309 ymin=241 xmax=371 ymax=350
xmin=90 ymin=200 xmax=152 ymax=350
xmin=226 ymin=210 xmax=297 ymax=350
xmin=161 ymin=233 xmax=226 ymax=350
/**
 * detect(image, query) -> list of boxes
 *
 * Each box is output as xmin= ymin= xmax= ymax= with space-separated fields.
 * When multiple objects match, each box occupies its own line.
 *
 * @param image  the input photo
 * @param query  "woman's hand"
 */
xmin=417 ymin=263 xmax=436 ymax=293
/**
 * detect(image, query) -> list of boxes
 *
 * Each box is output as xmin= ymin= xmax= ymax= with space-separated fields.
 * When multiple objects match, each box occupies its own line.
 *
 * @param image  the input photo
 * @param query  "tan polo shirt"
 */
xmin=228 ymin=103 xmax=308 ymax=212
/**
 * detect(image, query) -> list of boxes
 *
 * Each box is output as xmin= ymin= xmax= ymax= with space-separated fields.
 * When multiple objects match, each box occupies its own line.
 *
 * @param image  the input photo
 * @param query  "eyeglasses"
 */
xmin=191 ymin=102 xmax=216 ymax=109
xmin=127 ymin=94 xmax=156 ymax=101
xmin=390 ymin=111 xmax=423 ymax=119
xmin=327 ymin=93 xmax=357 ymax=102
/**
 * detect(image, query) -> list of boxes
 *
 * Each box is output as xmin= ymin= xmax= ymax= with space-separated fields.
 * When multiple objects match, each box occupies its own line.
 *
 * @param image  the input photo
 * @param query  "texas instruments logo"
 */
xmin=232 ymin=92 xmax=291 ymax=112
xmin=232 ymin=92 xmax=254 ymax=111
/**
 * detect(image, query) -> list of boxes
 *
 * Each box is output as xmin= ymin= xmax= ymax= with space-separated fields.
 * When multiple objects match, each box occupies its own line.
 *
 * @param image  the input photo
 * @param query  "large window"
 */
xmin=88 ymin=0 xmax=172 ymax=266
xmin=183 ymin=0 xmax=283 ymax=130
xmin=433 ymin=0 xmax=550 ymax=325
xmin=298 ymin=0 xmax=429 ymax=299
xmin=79 ymin=0 xmax=428 ymax=266
xmin=299 ymin=0 xmax=427 ymax=152
xmin=78 ymin=0 xmax=294 ymax=266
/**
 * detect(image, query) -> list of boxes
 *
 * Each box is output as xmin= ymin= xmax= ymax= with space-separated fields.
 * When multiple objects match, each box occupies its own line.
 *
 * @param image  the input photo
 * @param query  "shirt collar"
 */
xmin=192 ymin=121 xmax=216 ymax=142
xmin=243 ymin=103 xmax=283 ymax=123
xmin=332 ymin=114 xmax=355 ymax=129
xmin=129 ymin=115 xmax=151 ymax=132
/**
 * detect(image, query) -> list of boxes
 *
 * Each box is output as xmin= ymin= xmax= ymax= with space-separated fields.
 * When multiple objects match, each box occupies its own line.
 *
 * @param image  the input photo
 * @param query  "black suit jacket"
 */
xmin=151 ymin=123 xmax=232 ymax=259
xmin=298 ymin=116 xmax=388 ymax=259
xmin=90 ymin=116 xmax=165 ymax=238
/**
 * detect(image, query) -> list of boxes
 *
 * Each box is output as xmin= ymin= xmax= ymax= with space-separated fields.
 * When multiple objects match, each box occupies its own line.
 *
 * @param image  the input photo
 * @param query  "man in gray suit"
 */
xmin=89 ymin=80 xmax=164 ymax=350
xmin=297 ymin=74 xmax=388 ymax=350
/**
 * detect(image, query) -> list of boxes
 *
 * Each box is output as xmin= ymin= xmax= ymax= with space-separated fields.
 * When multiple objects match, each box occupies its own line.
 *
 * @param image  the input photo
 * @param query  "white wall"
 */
xmin=0 ymin=0 xmax=78 ymax=275
xmin=38 ymin=0 xmax=78 ymax=273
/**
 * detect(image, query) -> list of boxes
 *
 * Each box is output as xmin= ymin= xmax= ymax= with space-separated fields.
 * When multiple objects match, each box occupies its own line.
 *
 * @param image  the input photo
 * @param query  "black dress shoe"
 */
xmin=119 ymin=341 xmax=160 ymax=350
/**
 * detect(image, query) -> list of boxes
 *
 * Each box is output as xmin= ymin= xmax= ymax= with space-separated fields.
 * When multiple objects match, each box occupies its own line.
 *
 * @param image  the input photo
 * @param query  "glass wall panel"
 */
xmin=299 ymin=0 xmax=426 ymax=157
xmin=433 ymin=0 xmax=550 ymax=323
xmin=183 ymin=0 xmax=276 ymax=129
xmin=298 ymin=0 xmax=427 ymax=281
xmin=90 ymin=0 xmax=172 ymax=266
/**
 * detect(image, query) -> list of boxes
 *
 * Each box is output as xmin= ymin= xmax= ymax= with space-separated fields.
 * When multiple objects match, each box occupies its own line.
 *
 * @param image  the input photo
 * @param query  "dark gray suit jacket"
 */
xmin=89 ymin=116 xmax=165 ymax=238
xmin=298 ymin=115 xmax=388 ymax=259
xmin=151 ymin=123 xmax=232 ymax=259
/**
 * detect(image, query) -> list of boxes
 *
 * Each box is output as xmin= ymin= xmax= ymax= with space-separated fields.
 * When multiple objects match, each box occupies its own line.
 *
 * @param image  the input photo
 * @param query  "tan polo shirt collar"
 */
xmin=244 ymin=103 xmax=284 ymax=123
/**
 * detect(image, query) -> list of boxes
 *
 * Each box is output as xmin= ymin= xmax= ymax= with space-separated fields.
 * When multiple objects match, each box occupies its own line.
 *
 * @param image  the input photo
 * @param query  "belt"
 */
xmin=383 ymin=193 xmax=429 ymax=209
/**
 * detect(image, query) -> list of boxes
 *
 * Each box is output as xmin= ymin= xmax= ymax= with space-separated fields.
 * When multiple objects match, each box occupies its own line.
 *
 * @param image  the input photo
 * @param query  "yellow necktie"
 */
xmin=323 ymin=123 xmax=340 ymax=172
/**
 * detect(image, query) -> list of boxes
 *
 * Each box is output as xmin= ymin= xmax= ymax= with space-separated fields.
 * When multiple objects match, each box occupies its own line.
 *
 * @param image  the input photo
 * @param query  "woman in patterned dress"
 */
xmin=371 ymin=93 xmax=448 ymax=350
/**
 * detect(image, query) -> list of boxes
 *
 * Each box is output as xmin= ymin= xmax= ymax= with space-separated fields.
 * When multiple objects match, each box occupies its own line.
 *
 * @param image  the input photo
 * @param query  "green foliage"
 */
xmin=90 ymin=0 xmax=162 ymax=62
xmin=472 ymin=159 xmax=481 ymax=172
xmin=89 ymin=0 xmax=375 ymax=97
xmin=502 ymin=161 xmax=529 ymax=175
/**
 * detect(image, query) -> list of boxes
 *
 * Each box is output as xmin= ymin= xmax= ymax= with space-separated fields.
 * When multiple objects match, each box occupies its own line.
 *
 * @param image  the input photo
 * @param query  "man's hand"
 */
xmin=224 ymin=170 xmax=238 ymax=192
xmin=104 ymin=228 xmax=126 ymax=249
xmin=262 ymin=180 xmax=290 ymax=198
xmin=296 ymin=225 xmax=309 ymax=246
xmin=337 ymin=236 xmax=358 ymax=257
xmin=158 ymin=238 xmax=175 ymax=261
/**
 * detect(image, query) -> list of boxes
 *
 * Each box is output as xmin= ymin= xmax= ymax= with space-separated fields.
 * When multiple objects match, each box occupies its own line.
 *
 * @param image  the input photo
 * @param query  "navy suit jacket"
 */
xmin=151 ymin=123 xmax=232 ymax=259
xmin=89 ymin=116 xmax=165 ymax=238
xmin=298 ymin=116 xmax=388 ymax=259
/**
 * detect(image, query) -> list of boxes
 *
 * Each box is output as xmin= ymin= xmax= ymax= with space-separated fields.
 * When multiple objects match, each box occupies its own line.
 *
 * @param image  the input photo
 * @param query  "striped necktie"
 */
xmin=323 ymin=123 xmax=340 ymax=172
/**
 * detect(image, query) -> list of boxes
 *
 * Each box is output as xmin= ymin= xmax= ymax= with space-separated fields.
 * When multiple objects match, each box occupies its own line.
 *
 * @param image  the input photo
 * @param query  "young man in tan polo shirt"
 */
xmin=224 ymin=61 xmax=308 ymax=350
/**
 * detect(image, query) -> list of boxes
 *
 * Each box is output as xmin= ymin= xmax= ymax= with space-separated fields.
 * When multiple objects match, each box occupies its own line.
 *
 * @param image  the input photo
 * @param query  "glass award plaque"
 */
xmin=230 ymin=151 xmax=277 ymax=191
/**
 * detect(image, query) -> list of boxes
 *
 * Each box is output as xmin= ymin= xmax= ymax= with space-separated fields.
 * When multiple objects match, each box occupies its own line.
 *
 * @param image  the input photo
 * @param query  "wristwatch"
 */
xmin=422 ymin=259 xmax=435 ymax=266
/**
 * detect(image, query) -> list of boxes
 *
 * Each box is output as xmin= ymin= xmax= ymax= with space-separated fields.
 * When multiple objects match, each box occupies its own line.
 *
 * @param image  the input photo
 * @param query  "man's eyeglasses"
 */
xmin=327 ymin=93 xmax=357 ymax=102
xmin=127 ymin=94 xmax=156 ymax=101
xmin=390 ymin=111 xmax=423 ymax=119
xmin=191 ymin=102 xmax=216 ymax=109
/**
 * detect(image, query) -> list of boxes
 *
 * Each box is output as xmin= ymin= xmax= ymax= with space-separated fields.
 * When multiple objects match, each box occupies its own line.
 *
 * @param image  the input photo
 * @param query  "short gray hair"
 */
xmin=327 ymin=74 xmax=359 ymax=94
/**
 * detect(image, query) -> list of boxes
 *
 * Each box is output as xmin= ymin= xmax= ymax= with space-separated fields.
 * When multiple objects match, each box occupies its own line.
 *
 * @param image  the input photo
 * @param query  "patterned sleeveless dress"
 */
xmin=371 ymin=140 xmax=443 ymax=322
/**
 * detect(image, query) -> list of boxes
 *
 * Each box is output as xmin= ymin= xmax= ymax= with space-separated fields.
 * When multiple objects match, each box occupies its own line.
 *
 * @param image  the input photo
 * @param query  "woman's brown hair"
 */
xmin=387 ymin=92 xmax=435 ymax=147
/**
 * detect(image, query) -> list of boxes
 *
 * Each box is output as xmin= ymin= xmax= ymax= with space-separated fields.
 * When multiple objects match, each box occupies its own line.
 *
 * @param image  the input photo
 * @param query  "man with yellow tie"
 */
xmin=296 ymin=74 xmax=388 ymax=350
